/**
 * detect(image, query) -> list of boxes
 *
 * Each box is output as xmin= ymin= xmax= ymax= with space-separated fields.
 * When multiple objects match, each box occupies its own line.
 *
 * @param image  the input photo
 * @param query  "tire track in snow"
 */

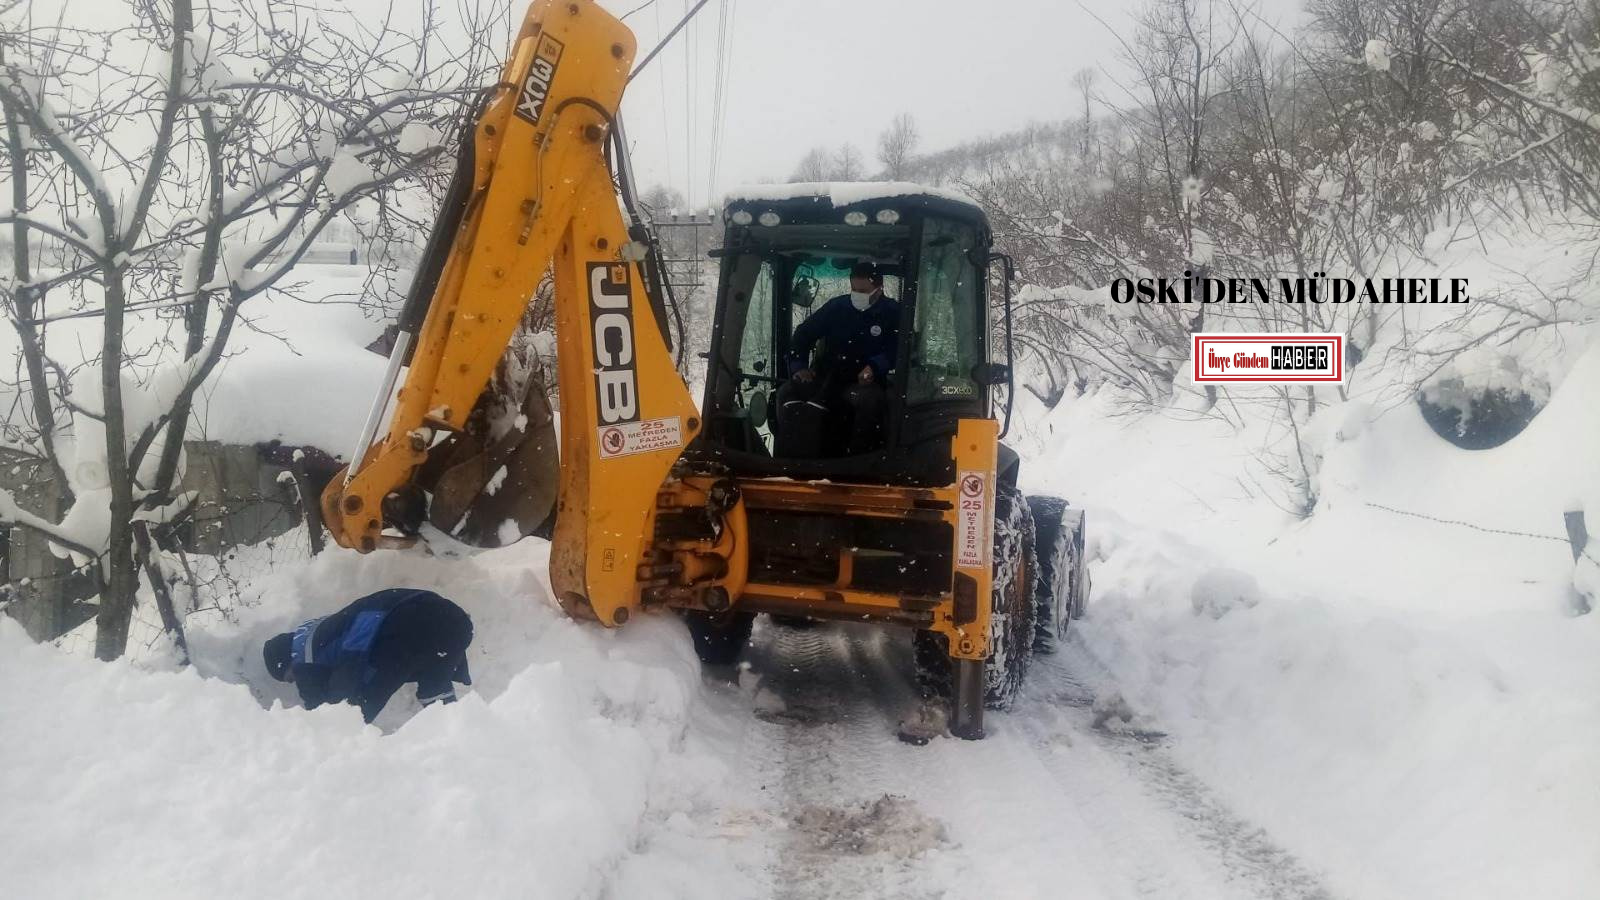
xmin=1017 ymin=642 xmax=1337 ymax=900
xmin=729 ymin=619 xmax=1337 ymax=899
xmin=743 ymin=621 xmax=1175 ymax=898
xmin=745 ymin=622 xmax=945 ymax=900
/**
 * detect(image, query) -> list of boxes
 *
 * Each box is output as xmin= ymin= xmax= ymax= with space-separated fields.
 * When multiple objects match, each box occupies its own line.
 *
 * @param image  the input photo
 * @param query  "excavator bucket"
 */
xmin=408 ymin=367 xmax=561 ymax=548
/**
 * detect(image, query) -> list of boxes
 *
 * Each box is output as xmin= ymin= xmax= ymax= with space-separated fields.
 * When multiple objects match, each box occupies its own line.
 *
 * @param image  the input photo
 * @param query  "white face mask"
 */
xmin=850 ymin=290 xmax=873 ymax=311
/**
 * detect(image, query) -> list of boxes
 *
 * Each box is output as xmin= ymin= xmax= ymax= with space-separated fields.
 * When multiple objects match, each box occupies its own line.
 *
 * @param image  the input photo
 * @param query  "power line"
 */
xmin=627 ymin=0 xmax=713 ymax=83
xmin=654 ymin=2 xmax=674 ymax=202
xmin=619 ymin=0 xmax=657 ymax=20
xmin=706 ymin=0 xmax=736 ymax=208
xmin=627 ymin=0 xmax=715 ymax=205
xmin=705 ymin=0 xmax=727 ymax=209
xmin=682 ymin=0 xmax=694 ymax=207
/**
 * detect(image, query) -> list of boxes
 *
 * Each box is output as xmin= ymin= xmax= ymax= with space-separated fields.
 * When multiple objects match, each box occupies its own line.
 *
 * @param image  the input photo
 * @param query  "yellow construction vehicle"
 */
xmin=322 ymin=0 xmax=1088 ymax=739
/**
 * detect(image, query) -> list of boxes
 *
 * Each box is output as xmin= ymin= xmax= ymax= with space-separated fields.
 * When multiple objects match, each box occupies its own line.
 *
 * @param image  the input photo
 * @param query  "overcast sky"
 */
xmin=29 ymin=0 xmax=1300 ymax=206
xmin=600 ymin=0 xmax=1303 ymax=208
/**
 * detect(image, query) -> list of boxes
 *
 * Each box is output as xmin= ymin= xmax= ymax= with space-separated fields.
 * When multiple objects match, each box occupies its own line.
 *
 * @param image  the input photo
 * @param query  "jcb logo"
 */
xmin=514 ymin=34 xmax=565 ymax=125
xmin=589 ymin=262 xmax=639 ymax=425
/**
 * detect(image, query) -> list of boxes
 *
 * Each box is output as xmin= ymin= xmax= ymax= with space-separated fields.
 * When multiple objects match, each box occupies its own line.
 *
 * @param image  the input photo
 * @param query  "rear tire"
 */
xmin=1027 ymin=496 xmax=1088 ymax=653
xmin=681 ymin=609 xmax=756 ymax=665
xmin=914 ymin=485 xmax=1037 ymax=717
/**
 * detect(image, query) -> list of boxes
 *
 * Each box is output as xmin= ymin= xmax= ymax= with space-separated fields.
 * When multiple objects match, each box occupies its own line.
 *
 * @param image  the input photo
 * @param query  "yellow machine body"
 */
xmin=322 ymin=0 xmax=1013 ymax=732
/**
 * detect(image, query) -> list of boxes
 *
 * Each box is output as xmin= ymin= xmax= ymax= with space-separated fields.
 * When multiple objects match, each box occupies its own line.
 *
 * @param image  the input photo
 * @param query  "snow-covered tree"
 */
xmin=886 ymin=0 xmax=1599 ymax=512
xmin=0 ymin=0 xmax=511 ymax=659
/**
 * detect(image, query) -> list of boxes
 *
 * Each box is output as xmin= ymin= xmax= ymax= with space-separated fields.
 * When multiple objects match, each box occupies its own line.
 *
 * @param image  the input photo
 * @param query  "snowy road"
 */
xmin=702 ymin=619 xmax=1335 ymax=900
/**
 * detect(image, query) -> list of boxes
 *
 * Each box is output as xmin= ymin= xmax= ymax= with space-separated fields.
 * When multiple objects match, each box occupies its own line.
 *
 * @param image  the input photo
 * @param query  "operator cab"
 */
xmin=689 ymin=183 xmax=1001 ymax=486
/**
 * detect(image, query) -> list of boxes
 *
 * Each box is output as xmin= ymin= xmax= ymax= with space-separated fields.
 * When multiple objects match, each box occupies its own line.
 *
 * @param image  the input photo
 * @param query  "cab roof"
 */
xmin=721 ymin=181 xmax=989 ymax=229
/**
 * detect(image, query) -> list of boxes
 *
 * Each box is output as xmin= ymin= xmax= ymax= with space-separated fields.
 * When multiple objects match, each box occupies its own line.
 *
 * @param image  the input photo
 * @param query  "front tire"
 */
xmin=914 ymin=485 xmax=1037 ymax=728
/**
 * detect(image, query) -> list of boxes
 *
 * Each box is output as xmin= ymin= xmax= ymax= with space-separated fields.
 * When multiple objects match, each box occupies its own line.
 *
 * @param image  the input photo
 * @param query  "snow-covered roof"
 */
xmin=0 ymin=265 xmax=392 ymax=456
xmin=723 ymin=181 xmax=981 ymax=211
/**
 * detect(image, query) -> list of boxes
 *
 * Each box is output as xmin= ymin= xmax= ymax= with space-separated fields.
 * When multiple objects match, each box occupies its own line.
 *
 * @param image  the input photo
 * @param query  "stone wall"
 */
xmin=2 ymin=441 xmax=308 ymax=641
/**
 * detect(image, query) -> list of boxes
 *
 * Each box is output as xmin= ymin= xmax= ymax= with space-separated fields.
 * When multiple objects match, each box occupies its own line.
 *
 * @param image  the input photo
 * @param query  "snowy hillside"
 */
xmin=1010 ymin=343 xmax=1600 ymax=898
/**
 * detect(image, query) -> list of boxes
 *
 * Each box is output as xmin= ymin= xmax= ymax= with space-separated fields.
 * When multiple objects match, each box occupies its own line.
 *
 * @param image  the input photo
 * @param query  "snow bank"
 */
xmin=0 ymin=540 xmax=758 ymax=900
xmin=1020 ymin=339 xmax=1600 ymax=898
xmin=1076 ymin=512 xmax=1599 ymax=899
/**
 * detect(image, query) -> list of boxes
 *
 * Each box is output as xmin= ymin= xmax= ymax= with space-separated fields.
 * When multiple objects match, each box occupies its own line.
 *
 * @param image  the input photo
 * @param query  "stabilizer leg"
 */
xmin=949 ymin=658 xmax=985 ymax=740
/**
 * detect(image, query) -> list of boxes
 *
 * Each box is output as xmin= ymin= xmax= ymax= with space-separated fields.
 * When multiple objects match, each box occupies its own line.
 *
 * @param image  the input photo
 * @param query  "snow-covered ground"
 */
xmin=1 ymin=540 xmax=768 ymax=898
xmin=1011 ymin=363 xmax=1600 ymax=899
xmin=3 ymin=247 xmax=1598 ymax=897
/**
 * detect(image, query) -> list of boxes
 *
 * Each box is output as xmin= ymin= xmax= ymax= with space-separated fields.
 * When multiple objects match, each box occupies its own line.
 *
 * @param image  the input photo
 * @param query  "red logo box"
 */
xmin=1192 ymin=333 xmax=1345 ymax=384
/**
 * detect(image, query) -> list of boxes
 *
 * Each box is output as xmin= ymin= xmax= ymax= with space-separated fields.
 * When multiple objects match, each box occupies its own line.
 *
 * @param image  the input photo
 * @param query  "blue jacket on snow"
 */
xmin=287 ymin=588 xmax=473 ymax=723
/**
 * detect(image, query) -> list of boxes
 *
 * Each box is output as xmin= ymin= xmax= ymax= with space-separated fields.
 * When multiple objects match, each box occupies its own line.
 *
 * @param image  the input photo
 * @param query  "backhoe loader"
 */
xmin=322 ymin=0 xmax=1088 ymax=739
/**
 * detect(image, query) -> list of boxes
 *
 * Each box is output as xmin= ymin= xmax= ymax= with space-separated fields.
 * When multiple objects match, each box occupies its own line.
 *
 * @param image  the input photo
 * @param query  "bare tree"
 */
xmin=789 ymin=143 xmax=870 ymax=182
xmin=834 ymin=143 xmax=866 ymax=181
xmin=1071 ymin=68 xmax=1097 ymax=167
xmin=789 ymin=147 xmax=831 ymax=182
xmin=876 ymin=113 xmax=919 ymax=179
xmin=640 ymin=185 xmax=687 ymax=216
xmin=907 ymin=0 xmax=1599 ymax=513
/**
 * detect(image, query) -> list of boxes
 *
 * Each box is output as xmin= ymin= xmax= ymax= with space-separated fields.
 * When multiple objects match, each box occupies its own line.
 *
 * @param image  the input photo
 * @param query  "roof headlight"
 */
xmin=757 ymin=211 xmax=782 ymax=227
xmin=843 ymin=211 xmax=868 ymax=226
xmin=875 ymin=208 xmax=900 ymax=225
xmin=730 ymin=209 xmax=753 ymax=225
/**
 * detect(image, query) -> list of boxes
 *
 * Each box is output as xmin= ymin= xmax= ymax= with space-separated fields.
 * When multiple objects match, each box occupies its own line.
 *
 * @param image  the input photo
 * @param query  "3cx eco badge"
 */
xmin=1191 ymin=333 xmax=1345 ymax=384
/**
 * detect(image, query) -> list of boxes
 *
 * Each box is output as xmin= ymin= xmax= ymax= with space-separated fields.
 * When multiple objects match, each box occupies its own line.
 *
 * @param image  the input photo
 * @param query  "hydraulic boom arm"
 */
xmin=322 ymin=0 xmax=701 ymax=625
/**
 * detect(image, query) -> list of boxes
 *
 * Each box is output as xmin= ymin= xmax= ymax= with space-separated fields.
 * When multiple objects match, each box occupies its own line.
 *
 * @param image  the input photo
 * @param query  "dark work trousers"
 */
xmin=775 ymin=375 xmax=887 ymax=458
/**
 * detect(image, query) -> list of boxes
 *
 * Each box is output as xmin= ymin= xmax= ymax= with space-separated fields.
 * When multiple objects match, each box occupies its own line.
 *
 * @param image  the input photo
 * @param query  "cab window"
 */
xmin=709 ymin=253 xmax=779 ymax=451
xmin=907 ymin=219 xmax=982 ymax=405
xmin=737 ymin=259 xmax=776 ymax=380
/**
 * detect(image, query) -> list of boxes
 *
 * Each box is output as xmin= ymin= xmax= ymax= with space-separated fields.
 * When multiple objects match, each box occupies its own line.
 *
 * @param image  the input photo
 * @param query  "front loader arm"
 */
xmin=323 ymin=0 xmax=701 ymax=625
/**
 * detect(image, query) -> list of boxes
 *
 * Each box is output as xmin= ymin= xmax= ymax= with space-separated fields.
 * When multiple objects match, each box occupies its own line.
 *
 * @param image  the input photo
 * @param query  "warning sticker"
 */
xmin=956 ymin=470 xmax=988 ymax=569
xmin=597 ymin=416 xmax=683 ymax=459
